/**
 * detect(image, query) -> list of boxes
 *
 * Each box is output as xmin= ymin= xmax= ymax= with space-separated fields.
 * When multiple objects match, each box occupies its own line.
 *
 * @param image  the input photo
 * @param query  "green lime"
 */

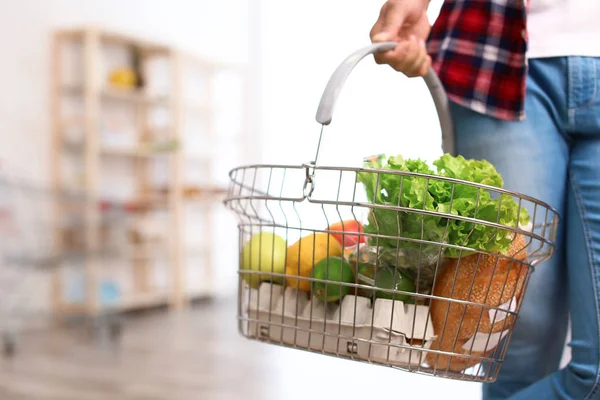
xmin=374 ymin=267 xmax=415 ymax=302
xmin=311 ymin=257 xmax=354 ymax=302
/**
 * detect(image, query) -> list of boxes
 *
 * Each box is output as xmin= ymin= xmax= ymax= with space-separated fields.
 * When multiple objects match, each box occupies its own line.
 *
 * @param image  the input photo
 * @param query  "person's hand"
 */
xmin=370 ymin=0 xmax=431 ymax=77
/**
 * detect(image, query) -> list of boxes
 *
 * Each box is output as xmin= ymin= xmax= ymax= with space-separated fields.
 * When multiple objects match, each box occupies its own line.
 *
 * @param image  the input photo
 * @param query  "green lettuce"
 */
xmin=357 ymin=153 xmax=530 ymax=258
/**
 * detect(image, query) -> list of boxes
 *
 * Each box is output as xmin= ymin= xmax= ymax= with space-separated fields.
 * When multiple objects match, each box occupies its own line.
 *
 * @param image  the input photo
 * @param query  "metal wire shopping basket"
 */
xmin=224 ymin=42 xmax=559 ymax=382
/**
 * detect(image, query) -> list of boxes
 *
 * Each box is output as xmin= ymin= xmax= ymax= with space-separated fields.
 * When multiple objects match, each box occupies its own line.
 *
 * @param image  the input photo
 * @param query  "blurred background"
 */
xmin=0 ymin=1 xmax=493 ymax=399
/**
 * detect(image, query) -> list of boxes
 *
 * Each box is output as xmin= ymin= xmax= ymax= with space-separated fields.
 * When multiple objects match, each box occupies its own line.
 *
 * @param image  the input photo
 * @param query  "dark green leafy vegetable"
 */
xmin=357 ymin=153 xmax=530 ymax=258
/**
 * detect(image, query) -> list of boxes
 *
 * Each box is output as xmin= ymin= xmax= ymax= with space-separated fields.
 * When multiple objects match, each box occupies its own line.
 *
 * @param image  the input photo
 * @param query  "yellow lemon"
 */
xmin=285 ymin=233 xmax=342 ymax=292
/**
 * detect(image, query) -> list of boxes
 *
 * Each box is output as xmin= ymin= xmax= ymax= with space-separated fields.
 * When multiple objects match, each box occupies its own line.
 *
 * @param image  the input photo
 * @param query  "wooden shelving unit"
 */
xmin=50 ymin=27 xmax=234 ymax=316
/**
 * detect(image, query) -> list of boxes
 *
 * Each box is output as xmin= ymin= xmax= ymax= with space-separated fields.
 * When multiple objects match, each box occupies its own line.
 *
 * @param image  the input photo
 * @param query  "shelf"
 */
xmin=53 ymin=27 xmax=231 ymax=316
xmin=179 ymin=48 xmax=236 ymax=70
xmin=62 ymin=85 xmax=170 ymax=105
xmin=135 ymin=186 xmax=228 ymax=204
xmin=57 ymin=27 xmax=244 ymax=68
xmin=126 ymin=242 xmax=169 ymax=261
xmin=60 ymin=287 xmax=212 ymax=314
xmin=100 ymin=146 xmax=177 ymax=158
xmin=112 ymin=287 xmax=213 ymax=312
xmin=103 ymin=87 xmax=169 ymax=105
xmin=112 ymin=290 xmax=170 ymax=312
xmin=61 ymin=141 xmax=178 ymax=158
xmin=101 ymin=31 xmax=171 ymax=56
xmin=182 ymin=195 xmax=227 ymax=206
xmin=185 ymin=189 xmax=228 ymax=202
xmin=54 ymin=302 xmax=88 ymax=315
xmin=57 ymin=28 xmax=171 ymax=56
xmin=54 ymin=291 xmax=169 ymax=315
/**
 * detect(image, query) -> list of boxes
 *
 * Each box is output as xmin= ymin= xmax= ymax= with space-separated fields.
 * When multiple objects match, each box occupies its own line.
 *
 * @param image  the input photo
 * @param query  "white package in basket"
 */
xmin=243 ymin=282 xmax=436 ymax=367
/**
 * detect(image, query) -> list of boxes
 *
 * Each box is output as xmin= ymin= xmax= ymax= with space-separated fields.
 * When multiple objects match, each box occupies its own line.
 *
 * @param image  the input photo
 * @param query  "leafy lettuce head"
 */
xmin=357 ymin=153 xmax=530 ymax=258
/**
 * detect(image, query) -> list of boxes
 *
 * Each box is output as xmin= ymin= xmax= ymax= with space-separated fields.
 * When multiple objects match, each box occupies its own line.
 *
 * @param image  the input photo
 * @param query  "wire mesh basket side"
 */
xmin=226 ymin=165 xmax=559 ymax=382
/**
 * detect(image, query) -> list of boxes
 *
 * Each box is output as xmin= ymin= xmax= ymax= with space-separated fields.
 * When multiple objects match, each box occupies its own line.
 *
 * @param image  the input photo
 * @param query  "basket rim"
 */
xmin=226 ymin=163 xmax=560 ymax=218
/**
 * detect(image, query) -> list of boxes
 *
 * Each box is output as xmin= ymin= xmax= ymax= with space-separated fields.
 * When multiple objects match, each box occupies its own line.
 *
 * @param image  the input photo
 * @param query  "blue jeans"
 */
xmin=450 ymin=57 xmax=600 ymax=399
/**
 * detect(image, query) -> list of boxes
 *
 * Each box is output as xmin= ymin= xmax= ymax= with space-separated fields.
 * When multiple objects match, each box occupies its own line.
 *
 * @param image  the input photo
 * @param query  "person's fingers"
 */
xmin=401 ymin=40 xmax=429 ymax=77
xmin=370 ymin=19 xmax=384 ymax=43
xmin=371 ymin=19 xmax=394 ymax=65
xmin=390 ymin=36 xmax=419 ymax=69
xmin=386 ymin=36 xmax=423 ymax=73
xmin=373 ymin=39 xmax=408 ymax=65
xmin=370 ymin=8 xmax=389 ymax=64
xmin=402 ymin=53 xmax=428 ymax=77
xmin=417 ymin=56 xmax=432 ymax=77
xmin=370 ymin=2 xmax=430 ymax=70
xmin=377 ymin=1 xmax=406 ymax=39
xmin=370 ymin=1 xmax=406 ymax=42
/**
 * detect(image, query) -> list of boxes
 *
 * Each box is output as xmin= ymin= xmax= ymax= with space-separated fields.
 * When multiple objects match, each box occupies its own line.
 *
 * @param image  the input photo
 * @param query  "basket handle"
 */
xmin=315 ymin=41 xmax=455 ymax=156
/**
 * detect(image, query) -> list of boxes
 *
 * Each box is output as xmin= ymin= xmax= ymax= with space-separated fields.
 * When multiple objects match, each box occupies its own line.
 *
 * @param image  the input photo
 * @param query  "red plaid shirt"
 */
xmin=427 ymin=0 xmax=528 ymax=121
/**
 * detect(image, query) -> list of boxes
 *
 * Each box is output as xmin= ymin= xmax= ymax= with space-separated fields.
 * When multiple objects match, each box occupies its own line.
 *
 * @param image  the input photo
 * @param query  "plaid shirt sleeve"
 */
xmin=427 ymin=0 xmax=528 ymax=121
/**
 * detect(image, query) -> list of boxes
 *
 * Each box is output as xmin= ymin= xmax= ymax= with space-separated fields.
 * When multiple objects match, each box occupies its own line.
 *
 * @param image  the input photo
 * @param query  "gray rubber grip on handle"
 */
xmin=315 ymin=42 xmax=456 ymax=156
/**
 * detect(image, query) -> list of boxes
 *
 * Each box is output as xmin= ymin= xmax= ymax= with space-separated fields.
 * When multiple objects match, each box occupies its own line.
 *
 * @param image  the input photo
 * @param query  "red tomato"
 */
xmin=328 ymin=220 xmax=366 ymax=247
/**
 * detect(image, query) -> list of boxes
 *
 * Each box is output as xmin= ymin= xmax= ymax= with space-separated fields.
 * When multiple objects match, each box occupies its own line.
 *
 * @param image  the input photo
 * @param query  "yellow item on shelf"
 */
xmin=109 ymin=67 xmax=137 ymax=89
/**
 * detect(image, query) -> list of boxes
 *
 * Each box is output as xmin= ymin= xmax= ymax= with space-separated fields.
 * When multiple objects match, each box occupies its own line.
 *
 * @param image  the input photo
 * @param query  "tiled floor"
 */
xmin=0 ymin=297 xmax=482 ymax=400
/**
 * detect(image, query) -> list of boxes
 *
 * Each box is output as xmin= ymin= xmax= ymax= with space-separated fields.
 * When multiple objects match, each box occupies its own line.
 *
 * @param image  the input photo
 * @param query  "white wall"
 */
xmin=255 ymin=0 xmax=445 ymax=169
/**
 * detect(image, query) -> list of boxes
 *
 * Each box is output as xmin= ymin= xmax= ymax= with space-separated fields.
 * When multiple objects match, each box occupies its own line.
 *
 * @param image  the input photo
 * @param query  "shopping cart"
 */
xmin=224 ymin=42 xmax=559 ymax=382
xmin=0 ymin=175 xmax=129 ymax=356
